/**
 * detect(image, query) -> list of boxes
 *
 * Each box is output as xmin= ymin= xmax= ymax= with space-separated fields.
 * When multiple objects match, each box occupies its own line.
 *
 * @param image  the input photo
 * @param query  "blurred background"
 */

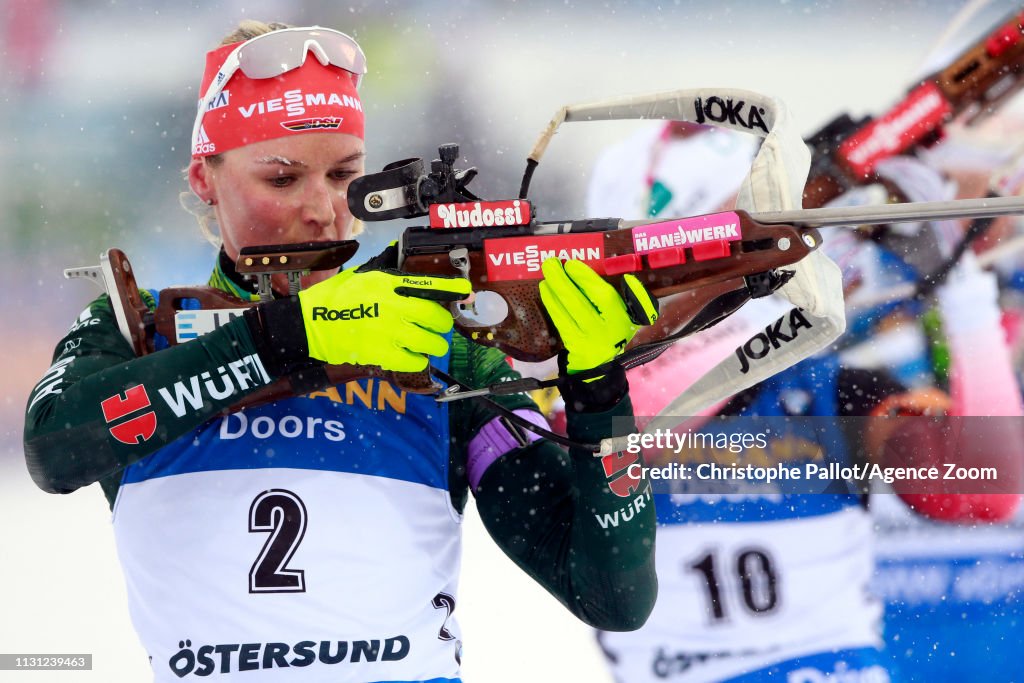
xmin=2 ymin=0 xmax=1020 ymax=681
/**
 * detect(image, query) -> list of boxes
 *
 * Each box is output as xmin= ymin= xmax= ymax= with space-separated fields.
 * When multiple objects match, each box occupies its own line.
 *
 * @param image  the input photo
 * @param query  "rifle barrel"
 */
xmin=753 ymin=195 xmax=1024 ymax=228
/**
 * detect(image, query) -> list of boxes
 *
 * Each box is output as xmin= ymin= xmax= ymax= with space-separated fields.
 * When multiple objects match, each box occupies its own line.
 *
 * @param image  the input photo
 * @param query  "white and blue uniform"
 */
xmin=599 ymin=357 xmax=892 ymax=683
xmin=589 ymin=124 xmax=892 ymax=683
xmin=24 ymin=260 xmax=657 ymax=683
xmin=114 ymin=355 xmax=464 ymax=682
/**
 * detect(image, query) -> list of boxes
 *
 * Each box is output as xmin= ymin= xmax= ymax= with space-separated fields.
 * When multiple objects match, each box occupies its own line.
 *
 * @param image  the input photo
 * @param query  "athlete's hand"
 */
xmin=539 ymin=258 xmax=658 ymax=375
xmin=297 ymin=261 xmax=471 ymax=372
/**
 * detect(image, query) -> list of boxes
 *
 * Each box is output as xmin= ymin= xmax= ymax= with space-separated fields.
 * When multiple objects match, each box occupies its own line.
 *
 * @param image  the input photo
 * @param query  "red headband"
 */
xmin=193 ymin=41 xmax=364 ymax=158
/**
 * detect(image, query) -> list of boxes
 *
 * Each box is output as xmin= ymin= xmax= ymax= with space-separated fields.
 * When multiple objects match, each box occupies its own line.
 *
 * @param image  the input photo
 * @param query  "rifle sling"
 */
xmin=431 ymin=279 xmax=783 ymax=453
xmin=429 ymin=367 xmax=601 ymax=453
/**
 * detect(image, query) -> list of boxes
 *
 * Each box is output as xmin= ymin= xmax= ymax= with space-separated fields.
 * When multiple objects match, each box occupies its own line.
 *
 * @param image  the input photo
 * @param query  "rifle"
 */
xmin=66 ymin=140 xmax=821 ymax=400
xmin=803 ymin=5 xmax=1024 ymax=208
xmin=66 ymin=87 xmax=1024 ymax=451
xmin=68 ymin=148 xmax=1024 ymax=386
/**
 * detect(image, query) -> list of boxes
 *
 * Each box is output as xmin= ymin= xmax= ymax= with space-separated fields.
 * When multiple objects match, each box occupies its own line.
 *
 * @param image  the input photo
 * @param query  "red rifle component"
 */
xmin=986 ymin=18 xmax=1023 ymax=57
xmin=647 ymin=248 xmax=686 ymax=269
xmin=410 ymin=211 xmax=820 ymax=363
xmin=429 ymin=200 xmax=532 ymax=229
xmin=483 ymin=232 xmax=606 ymax=281
xmin=630 ymin=211 xmax=743 ymax=254
xmin=837 ymin=82 xmax=953 ymax=179
xmin=604 ymin=254 xmax=643 ymax=275
xmin=691 ymin=240 xmax=733 ymax=261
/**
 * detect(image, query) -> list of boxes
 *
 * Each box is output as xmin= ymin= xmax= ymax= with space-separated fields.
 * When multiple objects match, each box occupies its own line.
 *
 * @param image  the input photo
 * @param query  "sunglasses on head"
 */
xmin=191 ymin=26 xmax=367 ymax=154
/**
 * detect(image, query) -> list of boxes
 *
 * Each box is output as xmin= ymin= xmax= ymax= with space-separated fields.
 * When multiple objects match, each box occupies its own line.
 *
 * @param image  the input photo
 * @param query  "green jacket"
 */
xmin=24 ymin=256 xmax=656 ymax=631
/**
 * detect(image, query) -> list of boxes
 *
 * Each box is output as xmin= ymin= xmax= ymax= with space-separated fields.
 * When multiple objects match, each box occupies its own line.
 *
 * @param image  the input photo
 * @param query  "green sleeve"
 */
xmin=449 ymin=337 xmax=657 ymax=631
xmin=23 ymin=295 xmax=272 ymax=503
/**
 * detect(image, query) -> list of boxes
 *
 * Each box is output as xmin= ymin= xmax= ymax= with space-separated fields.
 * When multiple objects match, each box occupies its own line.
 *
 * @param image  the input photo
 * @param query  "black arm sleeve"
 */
xmin=452 ymin=339 xmax=656 ymax=632
xmin=24 ymin=295 xmax=275 ymax=499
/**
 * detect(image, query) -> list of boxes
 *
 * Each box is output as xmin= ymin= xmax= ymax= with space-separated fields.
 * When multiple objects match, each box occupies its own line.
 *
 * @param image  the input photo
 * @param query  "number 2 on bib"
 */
xmin=249 ymin=489 xmax=308 ymax=593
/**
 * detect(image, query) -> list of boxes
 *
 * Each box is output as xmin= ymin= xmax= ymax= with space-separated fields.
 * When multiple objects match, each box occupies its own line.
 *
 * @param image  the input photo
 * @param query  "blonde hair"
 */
xmin=182 ymin=20 xmax=364 ymax=246
xmin=219 ymin=20 xmax=291 ymax=45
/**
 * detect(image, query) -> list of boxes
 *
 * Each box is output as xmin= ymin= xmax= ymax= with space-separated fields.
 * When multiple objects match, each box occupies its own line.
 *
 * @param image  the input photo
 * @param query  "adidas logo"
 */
xmin=193 ymin=125 xmax=216 ymax=155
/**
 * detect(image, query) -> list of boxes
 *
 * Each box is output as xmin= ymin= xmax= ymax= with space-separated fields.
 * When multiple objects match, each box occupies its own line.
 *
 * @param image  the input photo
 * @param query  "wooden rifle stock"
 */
xmin=97 ymin=191 xmax=1024 ymax=398
xmin=102 ymin=245 xmax=440 ymax=415
xmin=93 ymin=212 xmax=819 ymax=403
xmin=402 ymin=212 xmax=820 ymax=360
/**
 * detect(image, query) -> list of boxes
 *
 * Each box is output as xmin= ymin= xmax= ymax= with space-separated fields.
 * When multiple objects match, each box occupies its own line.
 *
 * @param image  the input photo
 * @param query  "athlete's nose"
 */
xmin=302 ymin=179 xmax=337 ymax=234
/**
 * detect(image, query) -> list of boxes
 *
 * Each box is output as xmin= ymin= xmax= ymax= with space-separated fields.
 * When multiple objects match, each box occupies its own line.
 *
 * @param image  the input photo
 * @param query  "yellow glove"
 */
xmin=538 ymin=258 xmax=658 ymax=374
xmin=298 ymin=263 xmax=471 ymax=372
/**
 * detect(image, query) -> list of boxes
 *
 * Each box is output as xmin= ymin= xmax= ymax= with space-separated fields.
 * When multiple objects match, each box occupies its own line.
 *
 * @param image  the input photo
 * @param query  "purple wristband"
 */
xmin=467 ymin=409 xmax=547 ymax=491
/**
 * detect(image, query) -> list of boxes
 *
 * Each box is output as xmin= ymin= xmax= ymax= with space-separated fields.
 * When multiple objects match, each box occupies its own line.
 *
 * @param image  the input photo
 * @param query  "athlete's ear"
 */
xmin=188 ymin=158 xmax=215 ymax=205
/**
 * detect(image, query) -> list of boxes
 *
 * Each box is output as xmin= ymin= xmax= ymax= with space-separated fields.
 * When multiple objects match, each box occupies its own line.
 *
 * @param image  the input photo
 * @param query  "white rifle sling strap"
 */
xmin=555 ymin=89 xmax=847 ymax=456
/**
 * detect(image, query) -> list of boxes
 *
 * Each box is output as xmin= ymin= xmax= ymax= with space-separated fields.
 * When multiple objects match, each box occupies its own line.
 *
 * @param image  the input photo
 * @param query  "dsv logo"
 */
xmin=734 ymin=308 xmax=813 ymax=374
xmin=311 ymin=304 xmax=380 ymax=321
xmin=693 ymin=95 xmax=769 ymax=133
